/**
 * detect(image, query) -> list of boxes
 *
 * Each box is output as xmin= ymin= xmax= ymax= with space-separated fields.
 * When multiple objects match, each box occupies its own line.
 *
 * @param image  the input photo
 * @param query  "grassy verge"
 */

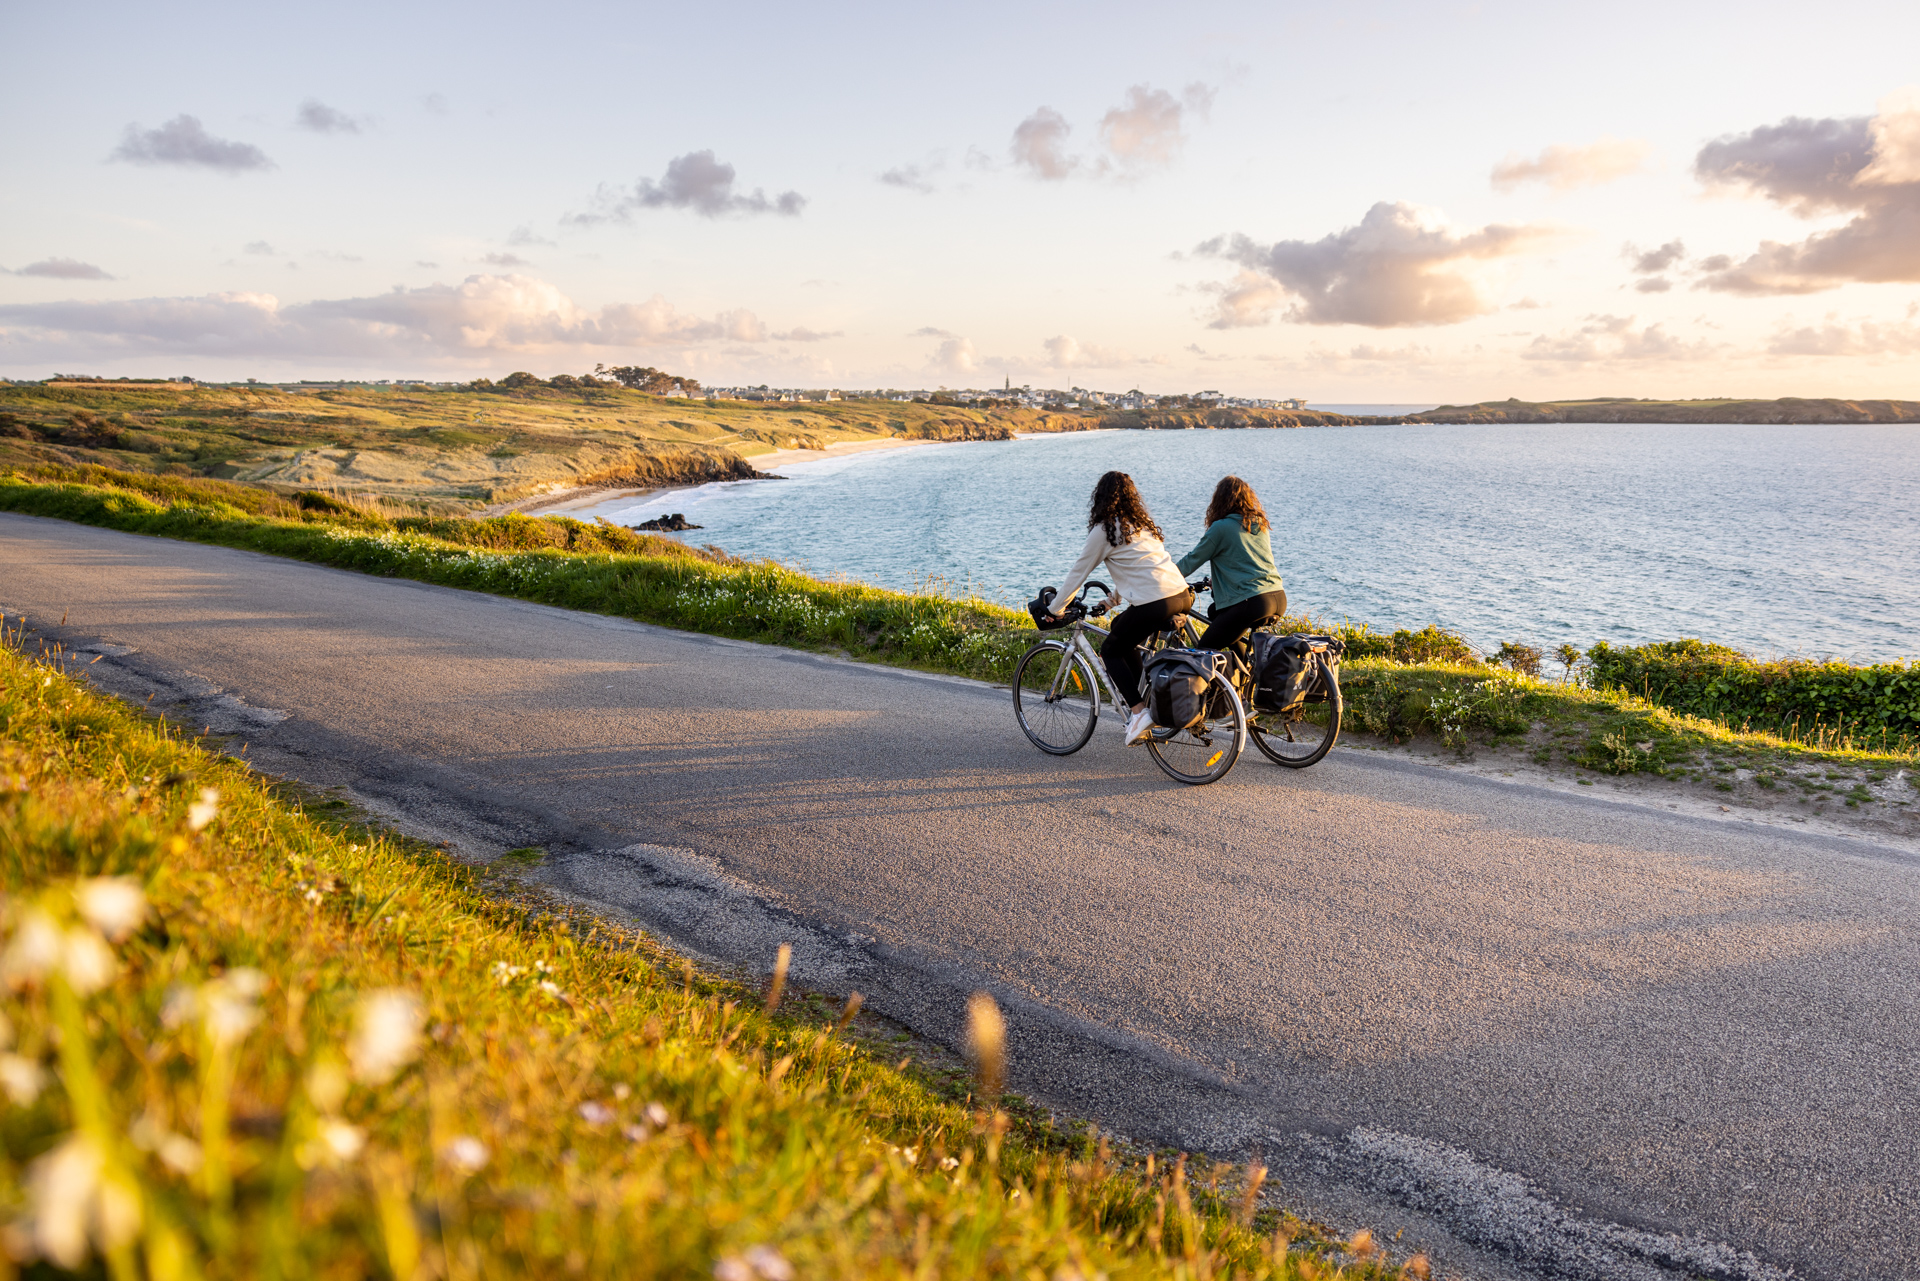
xmin=4 ymin=465 xmax=1914 ymax=790
xmin=1342 ymin=662 xmax=1918 ymax=807
xmin=0 ymin=633 xmax=1422 ymax=1278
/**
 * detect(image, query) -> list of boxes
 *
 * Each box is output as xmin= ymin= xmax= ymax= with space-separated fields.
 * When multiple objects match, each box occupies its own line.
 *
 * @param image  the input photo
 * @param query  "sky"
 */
xmin=3 ymin=0 xmax=1919 ymax=401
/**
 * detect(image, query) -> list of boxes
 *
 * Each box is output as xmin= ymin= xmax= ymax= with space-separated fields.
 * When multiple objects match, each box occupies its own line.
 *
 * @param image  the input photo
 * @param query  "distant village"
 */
xmin=18 ymin=373 xmax=1308 ymax=412
xmin=694 ymin=384 xmax=1309 ymax=412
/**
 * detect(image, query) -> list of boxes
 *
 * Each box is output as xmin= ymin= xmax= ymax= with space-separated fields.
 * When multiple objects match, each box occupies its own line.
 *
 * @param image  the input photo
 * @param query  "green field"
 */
xmin=0 ymin=381 xmax=1094 ymax=511
xmin=1415 ymin=396 xmax=1920 ymax=424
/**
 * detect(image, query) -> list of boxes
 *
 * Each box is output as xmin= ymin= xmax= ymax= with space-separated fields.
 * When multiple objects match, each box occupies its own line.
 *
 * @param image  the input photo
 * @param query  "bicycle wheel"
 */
xmin=1013 ymin=641 xmax=1100 ymax=755
xmin=1249 ymin=661 xmax=1342 ymax=768
xmin=1145 ymin=671 xmax=1245 ymax=785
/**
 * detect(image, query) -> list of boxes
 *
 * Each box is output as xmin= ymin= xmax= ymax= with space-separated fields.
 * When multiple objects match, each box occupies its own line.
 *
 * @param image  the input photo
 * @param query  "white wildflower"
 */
xmin=2 ymin=908 xmax=62 ymax=988
xmin=643 ymin=1102 xmax=669 ymax=1127
xmin=439 ymin=1136 xmax=488 ymax=1173
xmin=612 ymin=1082 xmax=631 ymax=1101
xmin=348 ymin=989 xmax=423 ymax=1084
xmin=939 ymin=1155 xmax=960 ymax=1170
xmin=318 ymin=1120 xmax=366 ymax=1162
xmin=60 ymin=929 xmax=118 ymax=996
xmin=744 ymin=1245 xmax=796 ymax=1281
xmin=74 ymin=878 xmax=147 ymax=942
xmin=157 ymin=1134 xmax=202 ymax=1176
xmin=199 ymin=969 xmax=267 ymax=1048
xmin=24 ymin=1134 xmax=139 ymax=1268
xmin=159 ymin=983 xmax=196 ymax=1030
xmin=0 ymin=1053 xmax=47 ymax=1106
xmin=186 ymin=788 xmax=220 ymax=832
xmin=537 ymin=980 xmax=564 ymax=999
xmin=578 ymin=1101 xmax=615 ymax=1126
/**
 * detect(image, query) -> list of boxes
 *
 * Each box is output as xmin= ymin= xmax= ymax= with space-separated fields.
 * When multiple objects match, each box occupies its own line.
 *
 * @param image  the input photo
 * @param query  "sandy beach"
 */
xmin=500 ymin=436 xmax=938 ymax=522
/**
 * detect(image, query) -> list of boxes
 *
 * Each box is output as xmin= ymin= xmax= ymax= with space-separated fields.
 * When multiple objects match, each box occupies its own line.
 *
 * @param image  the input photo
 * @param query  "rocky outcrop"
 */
xmin=576 ymin=448 xmax=767 ymax=488
xmin=893 ymin=418 xmax=1016 ymax=442
xmin=1409 ymin=398 xmax=1920 ymax=425
xmin=634 ymin=513 xmax=702 ymax=531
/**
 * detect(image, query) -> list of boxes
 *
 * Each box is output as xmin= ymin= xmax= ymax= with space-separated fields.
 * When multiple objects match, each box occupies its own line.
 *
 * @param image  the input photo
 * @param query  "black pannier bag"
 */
xmin=1144 ymin=648 xmax=1226 ymax=730
xmin=1249 ymin=633 xmax=1341 ymax=712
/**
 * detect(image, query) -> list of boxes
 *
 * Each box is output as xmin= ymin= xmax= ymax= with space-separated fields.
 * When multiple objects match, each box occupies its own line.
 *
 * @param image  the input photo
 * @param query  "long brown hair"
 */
xmin=1205 ymin=475 xmax=1269 ymax=535
xmin=1088 ymin=471 xmax=1162 ymax=545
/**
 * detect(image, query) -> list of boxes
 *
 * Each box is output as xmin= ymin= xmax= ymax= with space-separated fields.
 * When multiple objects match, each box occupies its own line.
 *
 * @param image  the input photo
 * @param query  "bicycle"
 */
xmin=1012 ymin=579 xmax=1344 ymax=783
xmin=1166 ymin=579 xmax=1344 ymax=770
xmin=1011 ymin=581 xmax=1247 ymax=785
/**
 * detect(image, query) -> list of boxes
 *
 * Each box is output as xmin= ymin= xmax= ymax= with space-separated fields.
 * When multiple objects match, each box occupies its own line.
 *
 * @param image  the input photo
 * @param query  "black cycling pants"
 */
xmin=1196 ymin=590 xmax=1288 ymax=651
xmin=1101 ymin=589 xmax=1195 ymax=707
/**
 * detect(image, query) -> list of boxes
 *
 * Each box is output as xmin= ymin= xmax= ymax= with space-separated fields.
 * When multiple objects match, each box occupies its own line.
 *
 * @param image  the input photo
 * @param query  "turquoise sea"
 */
xmin=576 ymin=422 xmax=1919 ymax=662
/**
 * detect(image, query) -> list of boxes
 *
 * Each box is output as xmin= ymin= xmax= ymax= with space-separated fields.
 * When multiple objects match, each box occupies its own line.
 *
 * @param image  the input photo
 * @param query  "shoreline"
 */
xmin=497 ymin=437 xmax=940 ymax=522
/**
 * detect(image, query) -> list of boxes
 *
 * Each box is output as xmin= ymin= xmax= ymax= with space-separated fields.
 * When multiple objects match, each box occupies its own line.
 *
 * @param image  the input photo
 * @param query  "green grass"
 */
xmin=0 ymin=383 xmax=1097 ymax=509
xmin=0 ymin=633 xmax=1422 ymax=1279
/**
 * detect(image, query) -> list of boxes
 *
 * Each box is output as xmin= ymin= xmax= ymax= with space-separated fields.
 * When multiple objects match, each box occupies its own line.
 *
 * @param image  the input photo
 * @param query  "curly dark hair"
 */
xmin=1204 ymin=475 xmax=1269 ymax=535
xmin=1088 ymin=471 xmax=1162 ymax=545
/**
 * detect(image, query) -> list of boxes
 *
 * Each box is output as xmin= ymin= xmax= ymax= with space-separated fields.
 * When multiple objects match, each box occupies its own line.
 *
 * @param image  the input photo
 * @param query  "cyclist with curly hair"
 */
xmin=1045 ymin=470 xmax=1194 ymax=745
xmin=1176 ymin=475 xmax=1287 ymax=651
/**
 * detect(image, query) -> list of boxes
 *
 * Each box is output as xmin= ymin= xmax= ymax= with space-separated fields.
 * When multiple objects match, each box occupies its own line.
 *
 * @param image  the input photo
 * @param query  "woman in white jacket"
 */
xmin=1046 ymin=471 xmax=1195 ymax=744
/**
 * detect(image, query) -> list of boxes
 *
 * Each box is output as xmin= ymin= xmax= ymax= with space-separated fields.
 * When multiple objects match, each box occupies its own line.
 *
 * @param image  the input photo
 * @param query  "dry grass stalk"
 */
xmin=766 ymin=942 xmax=791 ymax=1013
xmin=965 ymin=992 xmax=1005 ymax=1097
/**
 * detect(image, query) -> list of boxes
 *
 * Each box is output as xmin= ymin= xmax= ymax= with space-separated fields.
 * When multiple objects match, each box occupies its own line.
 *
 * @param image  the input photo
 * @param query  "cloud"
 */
xmin=1627 ymin=240 xmax=1686 ymax=273
xmin=909 ymin=326 xmax=955 ymax=339
xmin=770 ymin=327 xmax=842 ymax=342
xmin=480 ymin=252 xmax=528 ymax=267
xmin=1633 ymin=277 xmax=1673 ymax=293
xmin=1098 ymin=83 xmax=1212 ymax=171
xmin=1195 ymin=202 xmax=1555 ymax=328
xmin=1693 ymin=87 xmax=1920 ymax=294
xmin=1490 ymin=137 xmax=1651 ymax=193
xmin=243 ymin=241 xmax=276 ymax=256
xmin=506 ymin=225 xmax=555 ymax=247
xmin=879 ymin=163 xmax=937 ymax=193
xmin=1013 ymin=83 xmax=1214 ymax=181
xmin=0 ymin=274 xmax=785 ymax=364
xmin=1507 ymin=297 xmax=1545 ymax=310
xmin=568 ymin=151 xmax=805 ymax=223
xmin=7 ymin=258 xmax=114 ymax=280
xmin=1766 ymin=314 xmax=1920 ymax=356
xmin=1042 ymin=335 xmax=1132 ymax=368
xmin=295 ymin=100 xmax=365 ymax=134
xmin=1521 ymin=314 xmax=1719 ymax=363
xmin=415 ymin=260 xmax=439 ymax=269
xmin=110 ymin=115 xmax=272 ymax=173
xmin=1011 ymin=107 xmax=1077 ymax=179
xmin=931 ymin=336 xmax=978 ymax=375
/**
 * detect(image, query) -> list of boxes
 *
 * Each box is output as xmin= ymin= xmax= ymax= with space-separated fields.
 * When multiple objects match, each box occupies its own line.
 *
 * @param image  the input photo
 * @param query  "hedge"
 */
xmin=1586 ymin=639 xmax=1920 ymax=750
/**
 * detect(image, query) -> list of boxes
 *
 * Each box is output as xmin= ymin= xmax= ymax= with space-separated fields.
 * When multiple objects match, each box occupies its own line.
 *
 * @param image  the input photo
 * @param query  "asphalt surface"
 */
xmin=5 ymin=512 xmax=1916 ymax=1281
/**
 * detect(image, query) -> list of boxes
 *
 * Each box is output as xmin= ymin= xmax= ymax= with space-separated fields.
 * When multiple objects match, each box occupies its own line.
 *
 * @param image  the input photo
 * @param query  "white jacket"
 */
xmin=1053 ymin=524 xmax=1191 ymax=613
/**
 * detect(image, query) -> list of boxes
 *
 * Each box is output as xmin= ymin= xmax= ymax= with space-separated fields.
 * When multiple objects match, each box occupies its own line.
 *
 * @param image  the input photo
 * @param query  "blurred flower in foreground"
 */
xmin=0 ymin=1053 xmax=47 ymax=1106
xmin=714 ymin=1244 xmax=794 ymax=1281
xmin=187 ymin=788 xmax=220 ymax=832
xmin=348 ymin=990 xmax=423 ymax=1084
xmin=2 ymin=909 xmax=62 ymax=988
xmin=74 ymin=878 xmax=147 ymax=942
xmin=24 ymin=1136 xmax=140 ymax=1269
xmin=199 ymin=969 xmax=267 ymax=1047
xmin=439 ymin=1136 xmax=489 ymax=1174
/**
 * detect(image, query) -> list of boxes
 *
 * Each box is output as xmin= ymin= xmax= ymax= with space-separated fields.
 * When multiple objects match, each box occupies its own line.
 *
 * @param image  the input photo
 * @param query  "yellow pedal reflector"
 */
xmin=1205 ymin=750 xmax=1223 ymax=768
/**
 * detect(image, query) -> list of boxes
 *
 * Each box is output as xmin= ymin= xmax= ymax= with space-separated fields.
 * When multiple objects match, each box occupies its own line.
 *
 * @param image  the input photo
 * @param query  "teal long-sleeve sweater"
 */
xmin=1175 ymin=516 xmax=1285 ymax=609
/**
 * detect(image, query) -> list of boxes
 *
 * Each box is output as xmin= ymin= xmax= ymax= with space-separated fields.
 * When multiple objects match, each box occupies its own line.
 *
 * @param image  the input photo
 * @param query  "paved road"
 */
xmin=5 ymin=513 xmax=1916 ymax=1281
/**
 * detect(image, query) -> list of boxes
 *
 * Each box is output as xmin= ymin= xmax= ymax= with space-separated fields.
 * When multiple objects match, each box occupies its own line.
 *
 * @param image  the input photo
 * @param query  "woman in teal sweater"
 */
xmin=1175 ymin=476 xmax=1288 ymax=650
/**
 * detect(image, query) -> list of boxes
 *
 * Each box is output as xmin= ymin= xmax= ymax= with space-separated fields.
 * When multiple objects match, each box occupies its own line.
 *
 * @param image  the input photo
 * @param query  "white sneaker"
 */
xmin=1123 ymin=708 xmax=1155 ymax=745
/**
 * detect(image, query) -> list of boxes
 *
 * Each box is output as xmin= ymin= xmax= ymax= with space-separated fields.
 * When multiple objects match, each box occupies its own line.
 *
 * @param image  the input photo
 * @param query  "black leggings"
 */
xmin=1196 ymin=590 xmax=1288 ymax=651
xmin=1101 ymin=590 xmax=1195 ymax=707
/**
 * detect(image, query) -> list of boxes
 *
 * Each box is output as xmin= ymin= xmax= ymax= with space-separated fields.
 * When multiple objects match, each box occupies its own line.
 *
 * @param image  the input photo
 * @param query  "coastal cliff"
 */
xmin=1409 ymin=397 xmax=1920 ymax=425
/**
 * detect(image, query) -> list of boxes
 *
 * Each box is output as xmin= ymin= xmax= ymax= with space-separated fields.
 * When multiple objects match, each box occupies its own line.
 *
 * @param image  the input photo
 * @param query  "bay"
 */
xmin=575 ymin=422 xmax=1919 ymax=663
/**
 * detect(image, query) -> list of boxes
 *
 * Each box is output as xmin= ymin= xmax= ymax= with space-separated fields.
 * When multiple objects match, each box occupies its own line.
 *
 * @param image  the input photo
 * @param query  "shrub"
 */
xmin=1587 ymin=639 xmax=1920 ymax=752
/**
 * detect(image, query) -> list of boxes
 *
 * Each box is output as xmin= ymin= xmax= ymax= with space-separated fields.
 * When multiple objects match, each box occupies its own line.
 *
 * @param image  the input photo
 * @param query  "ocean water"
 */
xmin=575 ymin=423 xmax=1920 ymax=662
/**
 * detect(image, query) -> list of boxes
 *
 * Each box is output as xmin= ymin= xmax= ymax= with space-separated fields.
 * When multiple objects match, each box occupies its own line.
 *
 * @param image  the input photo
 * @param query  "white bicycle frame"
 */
xmin=1040 ymin=618 xmax=1132 ymax=721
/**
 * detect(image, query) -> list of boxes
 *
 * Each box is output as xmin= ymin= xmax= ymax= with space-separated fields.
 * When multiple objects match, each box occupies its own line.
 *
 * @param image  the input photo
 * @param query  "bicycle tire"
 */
xmin=1145 ymin=670 xmax=1245 ymax=785
xmin=1249 ymin=660 xmax=1342 ymax=768
xmin=1013 ymin=641 xmax=1100 ymax=755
